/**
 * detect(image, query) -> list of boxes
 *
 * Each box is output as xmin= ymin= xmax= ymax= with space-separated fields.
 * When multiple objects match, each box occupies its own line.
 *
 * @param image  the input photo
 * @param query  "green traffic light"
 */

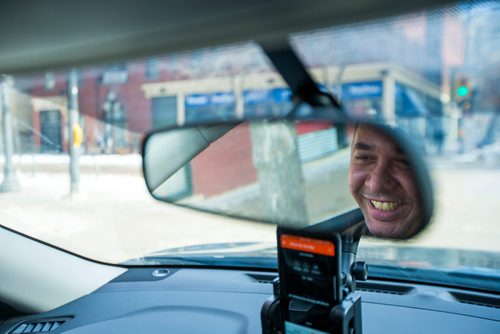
xmin=457 ymin=85 xmax=469 ymax=97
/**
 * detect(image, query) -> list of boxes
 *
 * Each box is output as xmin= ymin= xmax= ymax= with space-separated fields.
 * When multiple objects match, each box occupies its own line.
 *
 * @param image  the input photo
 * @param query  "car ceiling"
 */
xmin=0 ymin=0 xmax=457 ymax=75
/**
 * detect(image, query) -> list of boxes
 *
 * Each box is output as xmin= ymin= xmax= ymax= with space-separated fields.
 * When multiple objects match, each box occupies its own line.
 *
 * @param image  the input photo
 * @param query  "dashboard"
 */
xmin=1 ymin=267 xmax=499 ymax=333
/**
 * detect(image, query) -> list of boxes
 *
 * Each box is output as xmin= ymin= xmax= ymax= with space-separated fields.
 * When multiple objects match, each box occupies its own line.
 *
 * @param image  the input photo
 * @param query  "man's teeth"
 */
xmin=371 ymin=200 xmax=400 ymax=211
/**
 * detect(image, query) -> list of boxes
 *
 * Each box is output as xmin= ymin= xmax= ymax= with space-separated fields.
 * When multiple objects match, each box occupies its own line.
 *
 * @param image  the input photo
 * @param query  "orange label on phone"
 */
xmin=281 ymin=234 xmax=335 ymax=256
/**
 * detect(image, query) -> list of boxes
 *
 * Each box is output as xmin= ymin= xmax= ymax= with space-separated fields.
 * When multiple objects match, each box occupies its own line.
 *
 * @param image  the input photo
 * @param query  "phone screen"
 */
xmin=277 ymin=228 xmax=342 ymax=333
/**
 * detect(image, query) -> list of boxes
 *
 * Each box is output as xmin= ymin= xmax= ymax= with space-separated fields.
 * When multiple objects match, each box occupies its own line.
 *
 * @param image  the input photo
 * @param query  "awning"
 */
xmin=396 ymin=84 xmax=429 ymax=117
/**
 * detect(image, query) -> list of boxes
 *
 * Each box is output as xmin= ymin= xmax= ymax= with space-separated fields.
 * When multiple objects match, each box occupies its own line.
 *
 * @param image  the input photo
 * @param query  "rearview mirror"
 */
xmin=142 ymin=119 xmax=433 ymax=240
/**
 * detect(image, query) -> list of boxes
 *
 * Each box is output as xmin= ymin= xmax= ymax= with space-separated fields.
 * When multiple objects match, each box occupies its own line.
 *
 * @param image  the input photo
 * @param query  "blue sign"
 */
xmin=341 ymin=81 xmax=382 ymax=99
xmin=185 ymin=92 xmax=235 ymax=107
xmin=243 ymin=88 xmax=291 ymax=105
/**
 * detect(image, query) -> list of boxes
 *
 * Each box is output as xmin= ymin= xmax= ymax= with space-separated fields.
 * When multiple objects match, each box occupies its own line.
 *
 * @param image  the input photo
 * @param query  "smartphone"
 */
xmin=277 ymin=227 xmax=342 ymax=334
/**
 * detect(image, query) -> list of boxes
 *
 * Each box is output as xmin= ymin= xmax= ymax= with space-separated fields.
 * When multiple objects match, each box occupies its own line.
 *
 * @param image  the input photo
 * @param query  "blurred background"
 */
xmin=0 ymin=2 xmax=498 ymax=267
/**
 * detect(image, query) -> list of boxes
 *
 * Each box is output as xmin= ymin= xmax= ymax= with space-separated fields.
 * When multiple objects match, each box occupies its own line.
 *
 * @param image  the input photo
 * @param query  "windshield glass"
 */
xmin=1 ymin=42 xmax=280 ymax=263
xmin=1 ymin=2 xmax=498 ymax=290
xmin=290 ymin=1 xmax=500 ymax=284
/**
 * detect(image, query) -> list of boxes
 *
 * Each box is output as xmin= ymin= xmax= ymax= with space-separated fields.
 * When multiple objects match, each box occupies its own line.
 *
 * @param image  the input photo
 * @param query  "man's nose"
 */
xmin=365 ymin=163 xmax=395 ymax=193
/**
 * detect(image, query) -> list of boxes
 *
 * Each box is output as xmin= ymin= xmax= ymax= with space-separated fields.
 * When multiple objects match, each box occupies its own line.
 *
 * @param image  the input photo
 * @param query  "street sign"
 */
xmin=73 ymin=124 xmax=83 ymax=148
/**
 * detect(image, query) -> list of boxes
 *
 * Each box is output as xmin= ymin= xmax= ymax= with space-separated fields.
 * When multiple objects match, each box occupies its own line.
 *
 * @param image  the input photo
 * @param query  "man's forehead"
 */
xmin=353 ymin=125 xmax=403 ymax=153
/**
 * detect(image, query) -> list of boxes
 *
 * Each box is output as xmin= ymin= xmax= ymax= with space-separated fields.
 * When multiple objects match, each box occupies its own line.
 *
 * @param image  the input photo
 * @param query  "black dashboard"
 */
xmin=1 ymin=268 xmax=499 ymax=333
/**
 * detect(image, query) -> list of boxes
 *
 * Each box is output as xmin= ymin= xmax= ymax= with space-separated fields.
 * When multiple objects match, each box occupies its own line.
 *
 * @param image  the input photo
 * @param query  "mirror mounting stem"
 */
xmin=305 ymin=208 xmax=367 ymax=294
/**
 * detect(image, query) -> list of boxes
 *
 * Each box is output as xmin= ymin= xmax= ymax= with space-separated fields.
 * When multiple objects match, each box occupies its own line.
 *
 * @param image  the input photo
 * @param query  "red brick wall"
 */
xmin=190 ymin=124 xmax=257 ymax=197
xmin=122 ymin=63 xmax=153 ymax=133
xmin=29 ymin=64 xmax=157 ymax=152
xmin=296 ymin=121 xmax=333 ymax=135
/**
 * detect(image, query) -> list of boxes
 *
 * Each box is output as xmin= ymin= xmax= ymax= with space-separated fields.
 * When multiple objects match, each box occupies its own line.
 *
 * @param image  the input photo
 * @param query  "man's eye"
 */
xmin=394 ymin=158 xmax=411 ymax=168
xmin=355 ymin=154 xmax=374 ymax=162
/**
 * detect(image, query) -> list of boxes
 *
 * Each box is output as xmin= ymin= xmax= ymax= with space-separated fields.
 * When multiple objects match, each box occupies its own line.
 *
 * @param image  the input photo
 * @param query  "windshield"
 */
xmin=1 ymin=1 xmax=499 ymax=291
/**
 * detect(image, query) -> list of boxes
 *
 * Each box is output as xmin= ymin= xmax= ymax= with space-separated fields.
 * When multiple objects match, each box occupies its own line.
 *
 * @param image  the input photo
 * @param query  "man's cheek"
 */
xmin=348 ymin=172 xmax=365 ymax=193
xmin=347 ymin=173 xmax=355 ymax=192
xmin=350 ymin=189 xmax=364 ymax=207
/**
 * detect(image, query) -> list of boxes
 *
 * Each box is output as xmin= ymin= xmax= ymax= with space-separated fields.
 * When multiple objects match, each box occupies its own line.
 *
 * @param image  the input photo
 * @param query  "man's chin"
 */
xmin=366 ymin=220 xmax=407 ymax=239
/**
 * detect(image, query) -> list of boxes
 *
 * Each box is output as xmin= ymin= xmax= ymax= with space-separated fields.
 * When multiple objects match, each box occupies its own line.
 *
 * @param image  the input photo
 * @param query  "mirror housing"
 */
xmin=142 ymin=117 xmax=433 ymax=240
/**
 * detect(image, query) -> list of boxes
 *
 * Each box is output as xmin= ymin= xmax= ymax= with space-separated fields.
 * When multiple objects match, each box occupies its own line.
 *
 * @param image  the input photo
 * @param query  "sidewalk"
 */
xmin=0 ymin=170 xmax=277 ymax=264
xmin=0 ymin=153 xmax=142 ymax=175
xmin=1 ymin=151 xmax=499 ymax=265
xmin=427 ymin=149 xmax=500 ymax=169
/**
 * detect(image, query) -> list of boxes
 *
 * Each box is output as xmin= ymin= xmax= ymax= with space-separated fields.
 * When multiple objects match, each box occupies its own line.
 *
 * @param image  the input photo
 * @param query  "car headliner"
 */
xmin=0 ymin=0 xmax=457 ymax=75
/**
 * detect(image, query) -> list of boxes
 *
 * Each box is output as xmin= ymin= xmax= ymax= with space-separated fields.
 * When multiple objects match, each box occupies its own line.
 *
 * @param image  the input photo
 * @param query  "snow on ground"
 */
xmin=1 ymin=154 xmax=500 ymax=266
xmin=0 ymin=170 xmax=276 ymax=263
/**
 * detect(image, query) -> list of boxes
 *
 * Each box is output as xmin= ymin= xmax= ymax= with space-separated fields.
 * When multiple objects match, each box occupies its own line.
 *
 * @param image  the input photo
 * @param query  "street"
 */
xmin=0 ymin=157 xmax=277 ymax=263
xmin=1 ymin=154 xmax=499 ymax=265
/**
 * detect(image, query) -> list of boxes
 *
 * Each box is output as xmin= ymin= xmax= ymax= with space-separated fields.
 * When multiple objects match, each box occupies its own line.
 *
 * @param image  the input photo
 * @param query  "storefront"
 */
xmin=141 ymin=63 xmax=443 ymax=199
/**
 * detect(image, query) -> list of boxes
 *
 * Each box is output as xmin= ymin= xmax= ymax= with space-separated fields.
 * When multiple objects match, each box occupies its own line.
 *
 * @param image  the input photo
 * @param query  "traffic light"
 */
xmin=453 ymin=75 xmax=474 ymax=113
xmin=454 ymin=77 xmax=471 ymax=100
xmin=456 ymin=83 xmax=469 ymax=98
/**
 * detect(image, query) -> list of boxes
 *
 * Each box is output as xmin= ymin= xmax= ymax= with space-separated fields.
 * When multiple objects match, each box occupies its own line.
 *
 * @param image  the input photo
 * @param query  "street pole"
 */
xmin=104 ymin=91 xmax=117 ymax=154
xmin=0 ymin=75 xmax=20 ymax=192
xmin=111 ymin=98 xmax=116 ymax=154
xmin=334 ymin=65 xmax=348 ymax=148
xmin=381 ymin=69 xmax=396 ymax=125
xmin=250 ymin=121 xmax=309 ymax=228
xmin=68 ymin=69 xmax=80 ymax=194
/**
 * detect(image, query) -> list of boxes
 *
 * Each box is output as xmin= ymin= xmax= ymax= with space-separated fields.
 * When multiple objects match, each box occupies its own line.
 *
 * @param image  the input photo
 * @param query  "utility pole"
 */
xmin=0 ymin=75 xmax=20 ymax=192
xmin=68 ymin=69 xmax=80 ymax=194
xmin=104 ymin=91 xmax=117 ymax=154
xmin=334 ymin=65 xmax=348 ymax=148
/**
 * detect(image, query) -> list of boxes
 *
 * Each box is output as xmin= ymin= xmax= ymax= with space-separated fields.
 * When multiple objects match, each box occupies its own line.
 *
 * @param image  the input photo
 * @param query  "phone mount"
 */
xmin=261 ymin=284 xmax=363 ymax=334
xmin=262 ymin=209 xmax=366 ymax=334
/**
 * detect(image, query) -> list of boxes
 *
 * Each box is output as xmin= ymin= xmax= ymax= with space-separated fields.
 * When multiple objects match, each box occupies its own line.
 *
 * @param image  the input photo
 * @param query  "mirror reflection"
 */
xmin=143 ymin=120 xmax=431 ymax=240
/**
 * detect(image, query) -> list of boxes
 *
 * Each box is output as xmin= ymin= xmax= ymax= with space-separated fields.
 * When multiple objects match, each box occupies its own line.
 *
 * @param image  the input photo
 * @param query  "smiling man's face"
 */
xmin=348 ymin=125 xmax=422 ymax=239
